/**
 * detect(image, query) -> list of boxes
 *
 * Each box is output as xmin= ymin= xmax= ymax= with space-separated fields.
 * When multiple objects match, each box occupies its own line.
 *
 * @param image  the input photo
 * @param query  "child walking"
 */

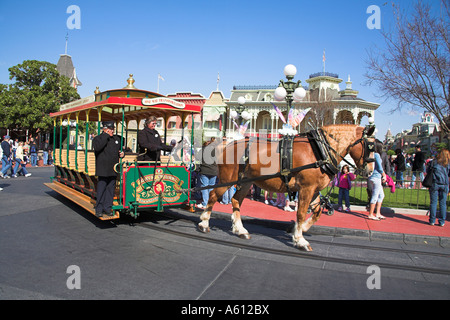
xmin=336 ymin=165 xmax=356 ymax=212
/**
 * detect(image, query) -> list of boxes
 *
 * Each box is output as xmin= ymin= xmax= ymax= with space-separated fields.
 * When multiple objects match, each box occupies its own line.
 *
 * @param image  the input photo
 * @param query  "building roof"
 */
xmin=56 ymin=54 xmax=82 ymax=87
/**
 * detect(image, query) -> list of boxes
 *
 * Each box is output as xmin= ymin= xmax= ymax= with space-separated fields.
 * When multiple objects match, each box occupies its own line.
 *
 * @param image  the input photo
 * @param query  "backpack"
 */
xmin=422 ymin=162 xmax=434 ymax=188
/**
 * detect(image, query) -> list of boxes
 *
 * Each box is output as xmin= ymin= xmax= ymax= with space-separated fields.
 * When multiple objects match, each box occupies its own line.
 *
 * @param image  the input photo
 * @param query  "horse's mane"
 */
xmin=320 ymin=124 xmax=364 ymax=154
xmin=321 ymin=123 xmax=363 ymax=136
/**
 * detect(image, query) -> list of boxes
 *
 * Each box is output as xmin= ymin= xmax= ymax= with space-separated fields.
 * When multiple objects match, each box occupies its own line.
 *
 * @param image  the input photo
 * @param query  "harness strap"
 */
xmin=278 ymin=135 xmax=295 ymax=200
xmin=176 ymin=160 xmax=329 ymax=194
xmin=236 ymin=137 xmax=255 ymax=191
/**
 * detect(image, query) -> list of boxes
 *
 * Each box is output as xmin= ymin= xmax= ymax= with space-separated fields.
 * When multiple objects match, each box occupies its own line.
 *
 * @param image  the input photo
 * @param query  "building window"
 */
xmin=168 ymin=121 xmax=177 ymax=129
xmin=205 ymin=121 xmax=220 ymax=130
xmin=264 ymin=93 xmax=273 ymax=102
xmin=262 ymin=115 xmax=271 ymax=130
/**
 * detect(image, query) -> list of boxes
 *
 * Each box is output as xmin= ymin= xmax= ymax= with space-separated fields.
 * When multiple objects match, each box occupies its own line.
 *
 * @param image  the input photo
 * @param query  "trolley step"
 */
xmin=44 ymin=181 xmax=120 ymax=220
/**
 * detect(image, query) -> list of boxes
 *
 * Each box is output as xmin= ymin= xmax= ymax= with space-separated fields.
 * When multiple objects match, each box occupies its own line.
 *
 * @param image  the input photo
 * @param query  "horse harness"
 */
xmin=277 ymin=130 xmax=339 ymax=200
xmin=176 ymin=125 xmax=376 ymax=195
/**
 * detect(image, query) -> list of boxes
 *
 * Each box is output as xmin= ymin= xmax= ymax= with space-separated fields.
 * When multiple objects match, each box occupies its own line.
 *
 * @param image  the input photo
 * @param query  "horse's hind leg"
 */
xmin=230 ymin=183 xmax=252 ymax=239
xmin=198 ymin=186 xmax=228 ymax=233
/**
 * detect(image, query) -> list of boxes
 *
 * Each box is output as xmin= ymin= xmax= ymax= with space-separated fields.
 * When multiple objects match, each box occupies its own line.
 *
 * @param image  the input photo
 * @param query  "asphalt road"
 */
xmin=0 ymin=167 xmax=449 ymax=306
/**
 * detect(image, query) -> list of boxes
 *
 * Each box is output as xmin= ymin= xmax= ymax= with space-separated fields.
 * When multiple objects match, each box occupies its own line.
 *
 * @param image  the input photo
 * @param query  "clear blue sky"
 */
xmin=0 ymin=0 xmax=442 ymax=139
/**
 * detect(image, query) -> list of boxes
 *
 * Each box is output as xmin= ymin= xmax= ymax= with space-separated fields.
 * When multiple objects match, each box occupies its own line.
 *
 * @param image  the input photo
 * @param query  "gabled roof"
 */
xmin=56 ymin=54 xmax=82 ymax=87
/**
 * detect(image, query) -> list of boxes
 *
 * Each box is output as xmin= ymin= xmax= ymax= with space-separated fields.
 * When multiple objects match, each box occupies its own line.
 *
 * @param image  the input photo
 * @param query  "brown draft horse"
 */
xmin=197 ymin=124 xmax=375 ymax=251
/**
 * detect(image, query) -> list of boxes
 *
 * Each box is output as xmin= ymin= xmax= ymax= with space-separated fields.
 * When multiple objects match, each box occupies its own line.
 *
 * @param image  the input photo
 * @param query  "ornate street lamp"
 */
xmin=230 ymin=96 xmax=251 ymax=139
xmin=274 ymin=64 xmax=306 ymax=112
xmin=273 ymin=64 xmax=307 ymax=135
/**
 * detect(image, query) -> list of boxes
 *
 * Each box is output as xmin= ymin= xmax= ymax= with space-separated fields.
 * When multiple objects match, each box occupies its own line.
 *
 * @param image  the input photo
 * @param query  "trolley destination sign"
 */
xmin=142 ymin=97 xmax=186 ymax=109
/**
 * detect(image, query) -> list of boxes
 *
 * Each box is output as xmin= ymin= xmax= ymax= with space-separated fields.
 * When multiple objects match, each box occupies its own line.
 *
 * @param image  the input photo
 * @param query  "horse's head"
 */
xmin=348 ymin=124 xmax=376 ymax=177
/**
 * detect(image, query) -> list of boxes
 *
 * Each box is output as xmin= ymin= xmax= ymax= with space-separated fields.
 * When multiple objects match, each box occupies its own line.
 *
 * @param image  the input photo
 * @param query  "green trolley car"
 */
xmin=45 ymin=75 xmax=201 ymax=220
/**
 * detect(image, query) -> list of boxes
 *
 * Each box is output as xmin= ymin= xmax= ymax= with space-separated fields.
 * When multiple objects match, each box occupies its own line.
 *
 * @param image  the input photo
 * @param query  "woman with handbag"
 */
xmin=428 ymin=149 xmax=450 ymax=226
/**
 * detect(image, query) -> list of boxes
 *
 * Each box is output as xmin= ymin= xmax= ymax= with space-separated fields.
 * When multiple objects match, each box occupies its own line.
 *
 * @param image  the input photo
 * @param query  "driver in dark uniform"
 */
xmin=138 ymin=116 xmax=174 ymax=161
xmin=93 ymin=121 xmax=124 ymax=217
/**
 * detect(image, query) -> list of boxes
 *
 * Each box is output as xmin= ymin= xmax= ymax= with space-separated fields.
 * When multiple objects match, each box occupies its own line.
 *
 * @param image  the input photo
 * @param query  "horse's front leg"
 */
xmin=198 ymin=186 xmax=227 ymax=233
xmin=292 ymin=190 xmax=314 ymax=251
xmin=231 ymin=183 xmax=252 ymax=239
xmin=301 ymin=194 xmax=322 ymax=233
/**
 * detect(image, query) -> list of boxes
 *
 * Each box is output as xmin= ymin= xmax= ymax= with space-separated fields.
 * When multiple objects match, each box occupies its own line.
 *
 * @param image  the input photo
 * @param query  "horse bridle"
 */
xmin=347 ymin=125 xmax=376 ymax=176
xmin=321 ymin=125 xmax=376 ymax=176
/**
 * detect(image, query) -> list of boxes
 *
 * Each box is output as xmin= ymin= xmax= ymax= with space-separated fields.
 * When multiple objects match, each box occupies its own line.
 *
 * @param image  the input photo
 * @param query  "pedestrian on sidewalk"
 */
xmin=410 ymin=145 xmax=425 ymax=189
xmin=29 ymin=138 xmax=38 ymax=167
xmin=368 ymin=143 xmax=387 ymax=220
xmin=264 ymin=190 xmax=274 ymax=205
xmin=220 ymin=185 xmax=236 ymax=205
xmin=0 ymin=135 xmax=12 ymax=179
xmin=12 ymin=142 xmax=31 ymax=177
xmin=273 ymin=193 xmax=294 ymax=212
xmin=336 ymin=165 xmax=356 ymax=212
xmin=393 ymin=148 xmax=406 ymax=188
xmin=197 ymin=138 xmax=218 ymax=209
xmin=427 ymin=149 xmax=450 ymax=227
xmin=43 ymin=139 xmax=50 ymax=165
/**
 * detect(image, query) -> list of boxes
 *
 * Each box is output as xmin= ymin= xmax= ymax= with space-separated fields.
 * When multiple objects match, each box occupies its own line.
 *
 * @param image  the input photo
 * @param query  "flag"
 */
xmin=323 ymin=50 xmax=326 ymax=62
xmin=158 ymin=74 xmax=165 ymax=81
xmin=216 ymin=72 xmax=220 ymax=91
xmin=271 ymin=103 xmax=286 ymax=124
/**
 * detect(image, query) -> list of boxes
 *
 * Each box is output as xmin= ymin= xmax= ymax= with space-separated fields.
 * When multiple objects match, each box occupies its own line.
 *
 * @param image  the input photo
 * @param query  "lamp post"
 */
xmin=230 ymin=96 xmax=251 ymax=139
xmin=274 ymin=64 xmax=306 ymax=113
xmin=231 ymin=96 xmax=250 ymax=124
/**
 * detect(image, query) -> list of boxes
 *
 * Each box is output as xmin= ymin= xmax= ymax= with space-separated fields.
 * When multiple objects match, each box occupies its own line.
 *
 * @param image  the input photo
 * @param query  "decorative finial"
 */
xmin=124 ymin=74 xmax=137 ymax=89
xmin=94 ymin=86 xmax=100 ymax=94
xmin=346 ymin=74 xmax=352 ymax=90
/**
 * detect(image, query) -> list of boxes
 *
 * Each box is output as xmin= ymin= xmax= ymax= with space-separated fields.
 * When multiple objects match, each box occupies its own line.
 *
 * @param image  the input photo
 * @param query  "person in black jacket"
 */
xmin=93 ymin=121 xmax=124 ymax=217
xmin=393 ymin=149 xmax=406 ymax=188
xmin=411 ymin=145 xmax=425 ymax=188
xmin=1 ymin=135 xmax=12 ymax=179
xmin=138 ymin=116 xmax=173 ymax=162
xmin=197 ymin=138 xmax=218 ymax=209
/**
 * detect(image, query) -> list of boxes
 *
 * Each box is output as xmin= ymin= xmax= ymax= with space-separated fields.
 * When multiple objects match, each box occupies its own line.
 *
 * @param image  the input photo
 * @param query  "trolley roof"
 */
xmin=51 ymin=84 xmax=202 ymax=122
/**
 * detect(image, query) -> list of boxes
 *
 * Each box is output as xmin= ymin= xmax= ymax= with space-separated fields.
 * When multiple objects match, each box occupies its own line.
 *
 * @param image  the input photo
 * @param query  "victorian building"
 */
xmin=389 ymin=111 xmax=440 ymax=155
xmin=216 ymin=72 xmax=379 ymax=139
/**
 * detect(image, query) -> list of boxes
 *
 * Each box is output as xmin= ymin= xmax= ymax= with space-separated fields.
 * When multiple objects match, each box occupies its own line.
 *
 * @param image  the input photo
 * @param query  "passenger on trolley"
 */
xmin=138 ymin=116 xmax=174 ymax=162
xmin=93 ymin=121 xmax=125 ymax=217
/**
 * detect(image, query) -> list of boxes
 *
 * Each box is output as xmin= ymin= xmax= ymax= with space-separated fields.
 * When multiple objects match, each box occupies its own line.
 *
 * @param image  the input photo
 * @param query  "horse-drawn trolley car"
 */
xmin=45 ymin=75 xmax=201 ymax=220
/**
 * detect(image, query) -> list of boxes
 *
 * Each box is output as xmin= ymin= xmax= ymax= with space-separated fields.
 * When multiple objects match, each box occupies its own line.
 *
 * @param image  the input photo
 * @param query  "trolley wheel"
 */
xmin=326 ymin=208 xmax=334 ymax=216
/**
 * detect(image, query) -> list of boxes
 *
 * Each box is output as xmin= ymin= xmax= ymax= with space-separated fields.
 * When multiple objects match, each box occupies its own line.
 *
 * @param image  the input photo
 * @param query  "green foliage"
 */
xmin=435 ymin=142 xmax=448 ymax=152
xmin=0 ymin=60 xmax=80 ymax=134
xmin=386 ymin=149 xmax=395 ymax=156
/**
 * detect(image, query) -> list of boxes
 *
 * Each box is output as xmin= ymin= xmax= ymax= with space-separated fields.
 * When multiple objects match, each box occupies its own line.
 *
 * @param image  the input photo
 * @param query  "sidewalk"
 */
xmin=207 ymin=198 xmax=450 ymax=246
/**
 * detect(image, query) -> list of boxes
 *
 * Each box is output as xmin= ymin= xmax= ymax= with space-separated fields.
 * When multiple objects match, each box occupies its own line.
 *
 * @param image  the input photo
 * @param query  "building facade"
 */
xmin=216 ymin=72 xmax=379 ymax=139
xmin=389 ymin=112 xmax=440 ymax=155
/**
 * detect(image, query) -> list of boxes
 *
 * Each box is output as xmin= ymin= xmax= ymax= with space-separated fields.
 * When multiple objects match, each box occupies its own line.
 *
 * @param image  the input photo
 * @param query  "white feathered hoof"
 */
xmin=293 ymin=237 xmax=313 ymax=251
xmin=197 ymin=224 xmax=210 ymax=234
xmin=238 ymin=233 xmax=251 ymax=240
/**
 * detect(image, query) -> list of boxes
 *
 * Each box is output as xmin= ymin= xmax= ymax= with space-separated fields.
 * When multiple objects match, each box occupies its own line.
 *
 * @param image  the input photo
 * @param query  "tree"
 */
xmin=0 ymin=60 xmax=80 ymax=135
xmin=365 ymin=1 xmax=450 ymax=133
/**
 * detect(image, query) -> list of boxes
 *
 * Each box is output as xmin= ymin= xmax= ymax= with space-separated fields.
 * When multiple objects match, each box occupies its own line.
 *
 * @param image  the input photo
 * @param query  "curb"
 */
xmin=208 ymin=210 xmax=450 ymax=247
